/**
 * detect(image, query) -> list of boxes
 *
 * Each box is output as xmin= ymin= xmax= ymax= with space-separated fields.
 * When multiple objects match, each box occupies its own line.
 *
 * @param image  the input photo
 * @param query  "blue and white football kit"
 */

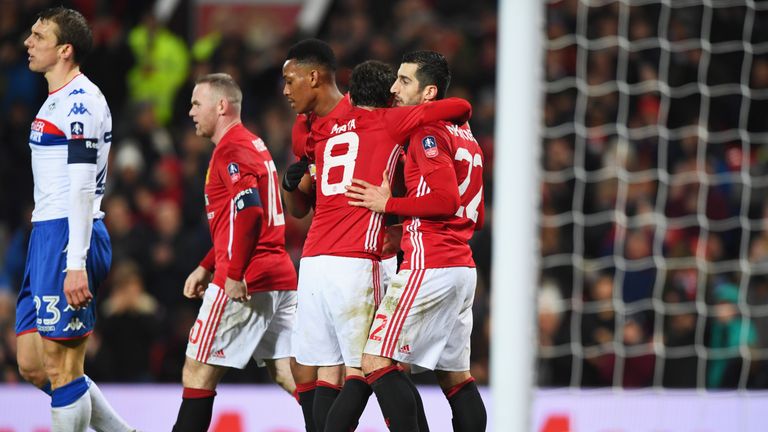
xmin=15 ymin=73 xmax=112 ymax=340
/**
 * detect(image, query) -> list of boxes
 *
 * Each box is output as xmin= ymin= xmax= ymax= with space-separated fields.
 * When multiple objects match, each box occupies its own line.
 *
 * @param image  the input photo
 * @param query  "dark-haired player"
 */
xmin=346 ymin=51 xmax=488 ymax=432
xmin=14 ymin=7 xmax=135 ymax=431
xmin=282 ymin=39 xmax=471 ymax=432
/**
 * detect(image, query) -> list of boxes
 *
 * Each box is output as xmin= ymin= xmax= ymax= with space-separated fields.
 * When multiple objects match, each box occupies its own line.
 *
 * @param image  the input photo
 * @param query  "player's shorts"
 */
xmin=186 ymin=284 xmax=297 ymax=369
xmin=292 ymin=255 xmax=384 ymax=368
xmin=15 ymin=218 xmax=111 ymax=339
xmin=381 ymin=256 xmax=398 ymax=298
xmin=364 ymin=267 xmax=477 ymax=372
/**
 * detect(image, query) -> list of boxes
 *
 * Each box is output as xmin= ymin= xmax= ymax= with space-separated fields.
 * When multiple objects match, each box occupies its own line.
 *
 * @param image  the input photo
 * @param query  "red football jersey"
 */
xmin=205 ymin=124 xmax=296 ymax=292
xmin=292 ymin=94 xmax=354 ymax=161
xmin=400 ymin=122 xmax=485 ymax=270
xmin=301 ymin=100 xmax=470 ymax=259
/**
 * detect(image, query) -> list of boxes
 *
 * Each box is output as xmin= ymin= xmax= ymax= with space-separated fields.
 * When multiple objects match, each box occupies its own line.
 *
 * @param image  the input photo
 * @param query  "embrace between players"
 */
xmin=12 ymin=6 xmax=484 ymax=431
xmin=174 ymin=40 xmax=487 ymax=432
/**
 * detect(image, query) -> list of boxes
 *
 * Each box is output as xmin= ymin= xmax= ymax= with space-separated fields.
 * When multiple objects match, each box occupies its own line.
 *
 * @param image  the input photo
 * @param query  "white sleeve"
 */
xmin=62 ymin=93 xmax=101 ymax=269
xmin=67 ymin=163 xmax=96 ymax=269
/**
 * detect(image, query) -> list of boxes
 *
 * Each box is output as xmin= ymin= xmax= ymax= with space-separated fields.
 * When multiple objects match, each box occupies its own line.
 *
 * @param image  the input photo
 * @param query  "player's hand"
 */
xmin=282 ymin=157 xmax=309 ymax=192
xmin=63 ymin=269 xmax=93 ymax=309
xmin=184 ymin=266 xmax=211 ymax=299
xmin=345 ymin=169 xmax=392 ymax=213
xmin=224 ymin=277 xmax=250 ymax=303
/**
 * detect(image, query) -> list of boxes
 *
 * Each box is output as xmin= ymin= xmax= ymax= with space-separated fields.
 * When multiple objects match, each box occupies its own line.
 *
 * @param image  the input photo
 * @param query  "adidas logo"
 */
xmin=211 ymin=349 xmax=226 ymax=359
xmin=399 ymin=345 xmax=411 ymax=354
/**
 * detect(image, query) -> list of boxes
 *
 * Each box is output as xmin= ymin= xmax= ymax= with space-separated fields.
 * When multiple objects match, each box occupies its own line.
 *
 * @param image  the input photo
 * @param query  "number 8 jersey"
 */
xmin=301 ymin=99 xmax=472 ymax=259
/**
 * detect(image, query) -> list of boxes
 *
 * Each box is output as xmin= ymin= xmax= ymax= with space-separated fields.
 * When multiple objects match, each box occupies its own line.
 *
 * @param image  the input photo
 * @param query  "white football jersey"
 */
xmin=29 ymin=73 xmax=111 ymax=222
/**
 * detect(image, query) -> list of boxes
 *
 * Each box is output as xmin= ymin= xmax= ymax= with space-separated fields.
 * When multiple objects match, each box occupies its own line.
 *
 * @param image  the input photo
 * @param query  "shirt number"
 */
xmin=265 ymin=160 xmax=285 ymax=226
xmin=454 ymin=147 xmax=483 ymax=222
xmin=321 ymin=132 xmax=359 ymax=196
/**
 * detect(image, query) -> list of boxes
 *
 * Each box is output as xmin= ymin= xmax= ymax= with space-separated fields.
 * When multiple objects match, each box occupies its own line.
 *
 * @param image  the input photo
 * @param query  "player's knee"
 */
xmin=267 ymin=359 xmax=296 ymax=394
xmin=18 ymin=363 xmax=48 ymax=388
xmin=361 ymin=354 xmax=392 ymax=376
xmin=435 ymin=370 xmax=472 ymax=391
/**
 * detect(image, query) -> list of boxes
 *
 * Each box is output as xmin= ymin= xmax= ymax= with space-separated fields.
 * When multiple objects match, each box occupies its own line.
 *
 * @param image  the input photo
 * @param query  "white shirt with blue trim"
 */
xmin=29 ymin=73 xmax=112 ymax=269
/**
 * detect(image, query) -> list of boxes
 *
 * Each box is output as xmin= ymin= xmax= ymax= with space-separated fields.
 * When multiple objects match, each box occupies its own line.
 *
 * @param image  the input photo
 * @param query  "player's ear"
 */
xmin=423 ymin=84 xmax=438 ymax=102
xmin=58 ymin=43 xmax=74 ymax=61
xmin=309 ymin=69 xmax=320 ymax=88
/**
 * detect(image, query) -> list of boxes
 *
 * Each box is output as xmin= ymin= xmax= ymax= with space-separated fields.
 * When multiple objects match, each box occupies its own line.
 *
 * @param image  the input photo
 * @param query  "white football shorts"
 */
xmin=291 ymin=255 xmax=384 ymax=368
xmin=186 ymin=284 xmax=297 ymax=368
xmin=380 ymin=256 xmax=398 ymax=300
xmin=363 ymin=267 xmax=477 ymax=372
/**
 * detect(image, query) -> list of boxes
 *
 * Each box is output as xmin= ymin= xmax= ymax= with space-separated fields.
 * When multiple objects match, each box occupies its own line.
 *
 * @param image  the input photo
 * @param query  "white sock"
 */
xmin=51 ymin=385 xmax=91 ymax=432
xmin=87 ymin=377 xmax=135 ymax=432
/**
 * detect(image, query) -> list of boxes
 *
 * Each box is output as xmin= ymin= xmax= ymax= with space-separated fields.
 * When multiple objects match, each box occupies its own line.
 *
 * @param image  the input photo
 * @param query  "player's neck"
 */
xmin=45 ymin=63 xmax=81 ymax=94
xmin=212 ymin=118 xmax=241 ymax=145
xmin=313 ymin=87 xmax=344 ymax=117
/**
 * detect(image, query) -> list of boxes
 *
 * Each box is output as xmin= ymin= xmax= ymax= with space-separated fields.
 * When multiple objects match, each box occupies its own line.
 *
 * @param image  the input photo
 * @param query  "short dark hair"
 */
xmin=401 ymin=50 xmax=451 ymax=100
xmin=286 ymin=38 xmax=337 ymax=71
xmin=38 ymin=7 xmax=92 ymax=65
xmin=350 ymin=60 xmax=395 ymax=108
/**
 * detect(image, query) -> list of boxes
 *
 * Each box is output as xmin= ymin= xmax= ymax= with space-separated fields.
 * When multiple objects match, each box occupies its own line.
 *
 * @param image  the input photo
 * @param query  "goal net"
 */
xmin=538 ymin=0 xmax=768 ymax=391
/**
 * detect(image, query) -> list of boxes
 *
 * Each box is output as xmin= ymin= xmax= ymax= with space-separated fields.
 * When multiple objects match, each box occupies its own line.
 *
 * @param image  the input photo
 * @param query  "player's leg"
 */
xmin=434 ymin=268 xmax=485 ymax=432
xmin=172 ymin=358 xmax=228 ymax=432
xmin=314 ymin=365 xmax=343 ymax=432
xmin=257 ymin=290 xmax=298 ymax=395
xmin=435 ymin=370 xmax=486 ymax=432
xmin=292 ymin=257 xmax=348 ymax=432
xmin=42 ymin=337 xmax=91 ymax=432
xmin=16 ymin=251 xmax=52 ymax=392
xmin=324 ymin=367 xmax=372 ymax=432
xmin=292 ymin=360 xmax=319 ymax=432
xmin=17 ymin=331 xmax=50 ymax=390
xmin=323 ymin=258 xmax=383 ymax=432
xmin=264 ymin=357 xmax=296 ymax=394
xmin=361 ymin=269 xmax=431 ymax=432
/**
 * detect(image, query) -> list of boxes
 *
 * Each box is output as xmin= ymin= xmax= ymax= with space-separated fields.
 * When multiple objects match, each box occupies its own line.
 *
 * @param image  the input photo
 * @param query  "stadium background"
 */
xmin=0 ymin=0 xmax=496 ymax=386
xmin=2 ymin=0 xmax=768 ymax=430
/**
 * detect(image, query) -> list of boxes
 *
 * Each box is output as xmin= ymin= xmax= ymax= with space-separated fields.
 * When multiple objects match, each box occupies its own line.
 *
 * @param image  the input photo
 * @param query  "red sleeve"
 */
xmin=199 ymin=247 xmax=215 ymax=272
xmin=385 ymin=165 xmax=460 ymax=218
xmin=292 ymin=114 xmax=313 ymax=160
xmin=383 ymin=98 xmax=472 ymax=143
xmin=216 ymin=146 xmax=264 ymax=280
xmin=227 ymin=206 xmax=263 ymax=280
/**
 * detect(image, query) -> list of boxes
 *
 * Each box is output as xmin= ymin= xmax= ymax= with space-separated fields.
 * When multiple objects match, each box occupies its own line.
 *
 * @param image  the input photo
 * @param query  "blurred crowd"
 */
xmin=539 ymin=1 xmax=768 ymax=389
xmin=0 ymin=0 xmax=496 ymax=385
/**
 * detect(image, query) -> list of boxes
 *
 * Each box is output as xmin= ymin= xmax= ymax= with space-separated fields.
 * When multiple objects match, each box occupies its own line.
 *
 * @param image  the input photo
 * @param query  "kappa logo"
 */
xmin=399 ymin=345 xmax=411 ymax=354
xmin=64 ymin=317 xmax=85 ymax=332
xmin=211 ymin=349 xmax=226 ymax=359
xmin=67 ymin=102 xmax=91 ymax=116
xmin=68 ymin=88 xmax=86 ymax=96
xmin=422 ymin=136 xmax=438 ymax=158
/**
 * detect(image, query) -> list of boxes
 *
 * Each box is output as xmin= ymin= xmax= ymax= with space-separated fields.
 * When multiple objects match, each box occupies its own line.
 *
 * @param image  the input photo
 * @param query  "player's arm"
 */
xmin=63 ymin=104 xmax=100 ymax=308
xmin=384 ymin=97 xmax=472 ymax=143
xmin=281 ymin=157 xmax=315 ymax=218
xmin=347 ymin=131 xmax=460 ymax=217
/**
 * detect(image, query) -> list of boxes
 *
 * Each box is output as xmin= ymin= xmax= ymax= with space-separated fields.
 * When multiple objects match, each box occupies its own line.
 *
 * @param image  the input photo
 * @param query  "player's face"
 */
xmin=189 ymin=84 xmax=218 ymax=139
xmin=282 ymin=59 xmax=315 ymax=114
xmin=24 ymin=19 xmax=63 ymax=73
xmin=391 ymin=63 xmax=426 ymax=107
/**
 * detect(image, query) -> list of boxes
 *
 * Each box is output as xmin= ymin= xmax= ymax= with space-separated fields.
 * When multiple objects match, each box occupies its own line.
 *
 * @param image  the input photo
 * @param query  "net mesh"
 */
xmin=538 ymin=0 xmax=768 ymax=389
